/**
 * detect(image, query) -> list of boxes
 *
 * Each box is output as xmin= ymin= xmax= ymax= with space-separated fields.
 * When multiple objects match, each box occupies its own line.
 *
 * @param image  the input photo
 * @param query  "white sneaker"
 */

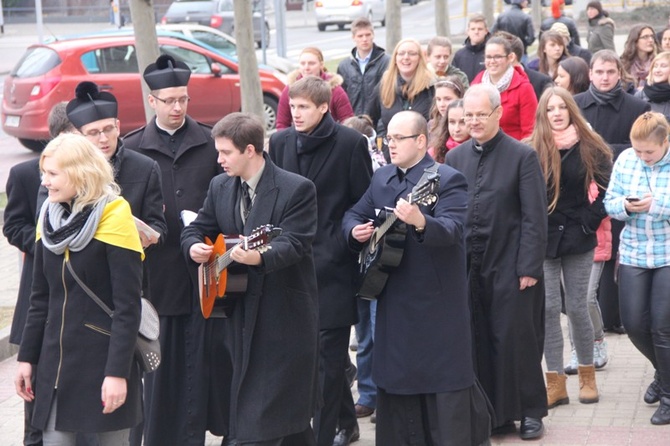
xmin=594 ymin=339 xmax=609 ymax=369
xmin=564 ymin=349 xmax=578 ymax=375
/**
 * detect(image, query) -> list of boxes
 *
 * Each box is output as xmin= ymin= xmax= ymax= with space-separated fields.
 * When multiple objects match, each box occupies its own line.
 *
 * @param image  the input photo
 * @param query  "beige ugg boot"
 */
xmin=578 ymin=364 xmax=600 ymax=404
xmin=546 ymin=371 xmax=570 ymax=408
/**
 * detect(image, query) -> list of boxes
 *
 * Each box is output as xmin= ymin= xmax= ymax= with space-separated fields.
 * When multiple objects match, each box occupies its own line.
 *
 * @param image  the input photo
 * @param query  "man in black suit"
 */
xmin=182 ymin=112 xmax=320 ymax=445
xmin=269 ymin=76 xmax=372 ymax=446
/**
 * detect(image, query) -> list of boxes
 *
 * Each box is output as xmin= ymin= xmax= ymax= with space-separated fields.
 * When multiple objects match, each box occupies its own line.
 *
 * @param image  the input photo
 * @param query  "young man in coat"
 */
xmin=182 ymin=112 xmax=320 ymax=445
xmin=269 ymin=76 xmax=373 ymax=446
xmin=491 ymin=0 xmax=535 ymax=59
xmin=337 ymin=17 xmax=390 ymax=116
xmin=453 ymin=14 xmax=491 ymax=82
xmin=123 ymin=55 xmax=222 ymax=446
xmin=3 ymin=102 xmax=77 ymax=446
xmin=573 ymin=50 xmax=650 ymax=337
xmin=343 ymin=110 xmax=491 ymax=445
xmin=446 ymin=84 xmax=548 ymax=440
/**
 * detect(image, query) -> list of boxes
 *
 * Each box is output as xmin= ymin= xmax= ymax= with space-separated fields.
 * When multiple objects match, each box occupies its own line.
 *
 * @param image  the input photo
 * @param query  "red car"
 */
xmin=2 ymin=35 xmax=285 ymax=151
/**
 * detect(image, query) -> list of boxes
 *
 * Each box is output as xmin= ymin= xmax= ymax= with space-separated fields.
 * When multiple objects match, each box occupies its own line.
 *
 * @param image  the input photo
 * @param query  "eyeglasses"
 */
xmin=463 ymin=106 xmax=499 ymax=123
xmin=485 ymin=54 xmax=508 ymax=61
xmin=383 ymin=134 xmax=419 ymax=145
xmin=639 ymin=34 xmax=656 ymax=40
xmin=396 ymin=51 xmax=420 ymax=58
xmin=83 ymin=125 xmax=117 ymax=139
xmin=151 ymin=94 xmax=190 ymax=107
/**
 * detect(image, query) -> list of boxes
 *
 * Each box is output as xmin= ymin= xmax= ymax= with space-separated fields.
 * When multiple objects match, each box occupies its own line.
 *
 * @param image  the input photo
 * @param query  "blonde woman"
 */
xmin=635 ymin=51 xmax=670 ymax=119
xmin=526 ymin=87 xmax=612 ymax=410
xmin=15 ymin=134 xmax=144 ymax=446
xmin=368 ymin=38 xmax=436 ymax=141
xmin=276 ymin=47 xmax=354 ymax=129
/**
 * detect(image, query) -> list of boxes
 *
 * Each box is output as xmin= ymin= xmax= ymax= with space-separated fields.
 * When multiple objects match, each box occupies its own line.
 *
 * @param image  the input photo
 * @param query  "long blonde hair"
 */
xmin=526 ymin=87 xmax=612 ymax=213
xmin=40 ymin=133 xmax=120 ymax=213
xmin=380 ymin=39 xmax=435 ymax=109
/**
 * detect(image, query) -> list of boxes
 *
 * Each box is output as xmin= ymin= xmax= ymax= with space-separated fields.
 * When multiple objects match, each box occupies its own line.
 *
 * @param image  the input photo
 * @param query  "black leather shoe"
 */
xmin=519 ymin=417 xmax=544 ymax=440
xmin=651 ymin=397 xmax=670 ymax=425
xmin=333 ymin=426 xmax=360 ymax=446
xmin=491 ymin=420 xmax=516 ymax=436
xmin=644 ymin=375 xmax=661 ymax=404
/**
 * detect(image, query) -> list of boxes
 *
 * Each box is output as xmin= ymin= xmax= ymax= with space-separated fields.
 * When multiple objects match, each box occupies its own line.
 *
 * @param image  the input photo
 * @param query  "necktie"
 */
xmin=241 ymin=182 xmax=252 ymax=221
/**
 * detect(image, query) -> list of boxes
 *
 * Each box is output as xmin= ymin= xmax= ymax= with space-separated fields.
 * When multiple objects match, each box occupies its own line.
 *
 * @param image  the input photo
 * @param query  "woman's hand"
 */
xmin=101 ymin=376 xmax=127 ymax=414
xmin=624 ymin=193 xmax=652 ymax=214
xmin=15 ymin=362 xmax=34 ymax=402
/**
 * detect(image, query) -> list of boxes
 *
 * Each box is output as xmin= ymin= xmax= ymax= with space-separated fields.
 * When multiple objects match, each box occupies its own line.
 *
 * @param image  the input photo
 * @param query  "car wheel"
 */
xmin=337 ymin=24 xmax=345 ymax=30
xmin=263 ymin=95 xmax=279 ymax=131
xmin=18 ymin=138 xmax=48 ymax=153
xmin=381 ymin=16 xmax=386 ymax=27
xmin=317 ymin=23 xmax=326 ymax=32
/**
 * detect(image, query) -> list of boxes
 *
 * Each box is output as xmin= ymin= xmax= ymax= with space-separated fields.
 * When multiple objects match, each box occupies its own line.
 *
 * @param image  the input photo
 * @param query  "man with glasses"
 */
xmin=446 ymin=84 xmax=548 ymax=440
xmin=124 ymin=55 xmax=222 ymax=446
xmin=269 ymin=76 xmax=372 ymax=446
xmin=343 ymin=110 xmax=491 ymax=445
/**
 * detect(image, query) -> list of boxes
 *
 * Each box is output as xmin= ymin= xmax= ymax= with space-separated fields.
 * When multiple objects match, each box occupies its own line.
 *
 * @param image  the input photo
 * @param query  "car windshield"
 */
xmin=190 ymin=30 xmax=236 ymax=55
xmin=11 ymin=47 xmax=61 ymax=78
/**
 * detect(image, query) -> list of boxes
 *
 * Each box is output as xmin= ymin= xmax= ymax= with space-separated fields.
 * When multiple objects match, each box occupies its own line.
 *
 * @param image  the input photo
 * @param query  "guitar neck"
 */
xmin=376 ymin=212 xmax=399 ymax=239
xmin=215 ymin=241 xmax=242 ymax=275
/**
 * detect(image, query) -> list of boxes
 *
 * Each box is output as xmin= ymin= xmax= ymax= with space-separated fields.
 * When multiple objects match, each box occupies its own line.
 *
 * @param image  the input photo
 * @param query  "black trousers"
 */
xmin=312 ymin=327 xmax=356 ymax=446
xmin=619 ymin=265 xmax=670 ymax=394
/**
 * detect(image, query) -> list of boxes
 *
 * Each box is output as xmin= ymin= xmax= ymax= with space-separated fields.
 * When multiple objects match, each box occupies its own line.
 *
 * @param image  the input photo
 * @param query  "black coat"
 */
xmin=124 ymin=116 xmax=220 ymax=315
xmin=452 ymin=36 xmax=489 ymax=83
xmin=269 ymin=116 xmax=372 ymax=329
xmin=567 ymin=42 xmax=592 ymax=66
xmin=540 ymin=16 xmax=581 ymax=46
xmin=18 ymin=199 xmax=143 ymax=433
xmin=446 ymin=131 xmax=549 ymax=423
xmin=367 ymin=77 xmax=435 ymax=137
xmin=337 ymin=44 xmax=391 ymax=116
xmin=574 ymin=89 xmax=651 ymax=158
xmin=545 ymin=144 xmax=611 ymax=258
xmin=181 ymin=157 xmax=320 ymax=442
xmin=491 ymin=5 xmax=535 ymax=52
xmin=3 ymin=158 xmax=41 ymax=346
xmin=523 ymin=64 xmax=553 ymax=100
xmin=342 ymin=155 xmax=475 ymax=394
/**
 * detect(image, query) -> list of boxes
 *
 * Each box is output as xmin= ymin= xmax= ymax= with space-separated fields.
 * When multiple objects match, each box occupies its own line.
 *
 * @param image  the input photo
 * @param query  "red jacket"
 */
xmin=276 ymin=71 xmax=354 ymax=130
xmin=472 ymin=65 xmax=537 ymax=140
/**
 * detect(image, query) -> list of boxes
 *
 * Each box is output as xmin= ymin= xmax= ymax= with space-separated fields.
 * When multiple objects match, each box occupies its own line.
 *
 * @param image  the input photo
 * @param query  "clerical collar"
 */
xmin=242 ymin=160 xmax=266 ymax=198
xmin=396 ymin=158 xmax=423 ymax=179
xmin=155 ymin=118 xmax=186 ymax=135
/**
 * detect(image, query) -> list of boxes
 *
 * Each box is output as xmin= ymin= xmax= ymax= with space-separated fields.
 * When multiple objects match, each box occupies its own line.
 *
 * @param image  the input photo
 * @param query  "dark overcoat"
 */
xmin=269 ymin=120 xmax=372 ymax=329
xmin=18 ymin=199 xmax=143 ymax=433
xmin=181 ymin=157 xmax=320 ymax=442
xmin=452 ymin=36 xmax=489 ymax=83
xmin=574 ymin=89 xmax=650 ymax=158
xmin=337 ymin=44 xmax=391 ymax=116
xmin=124 ymin=116 xmax=219 ymax=316
xmin=445 ymin=131 xmax=549 ymax=423
xmin=3 ymin=158 xmax=41 ymax=346
xmin=342 ymin=155 xmax=475 ymax=394
xmin=367 ymin=78 xmax=435 ymax=138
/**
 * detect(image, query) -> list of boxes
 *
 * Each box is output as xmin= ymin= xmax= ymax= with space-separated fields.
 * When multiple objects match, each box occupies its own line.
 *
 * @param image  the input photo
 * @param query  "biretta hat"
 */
xmin=66 ymin=81 xmax=118 ymax=128
xmin=143 ymin=54 xmax=191 ymax=90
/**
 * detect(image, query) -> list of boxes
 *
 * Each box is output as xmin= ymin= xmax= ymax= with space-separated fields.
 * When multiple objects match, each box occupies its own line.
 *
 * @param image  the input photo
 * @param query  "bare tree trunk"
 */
xmin=386 ymin=0 xmax=402 ymax=53
xmin=531 ymin=0 xmax=542 ymax=33
xmin=483 ymin=0 xmax=495 ymax=29
xmin=129 ymin=0 xmax=160 ymax=122
xmin=435 ymin=0 xmax=450 ymax=37
xmin=234 ymin=0 xmax=264 ymax=120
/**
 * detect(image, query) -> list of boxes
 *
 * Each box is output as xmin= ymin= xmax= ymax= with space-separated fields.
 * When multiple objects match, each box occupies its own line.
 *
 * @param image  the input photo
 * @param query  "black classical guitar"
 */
xmin=356 ymin=173 xmax=440 ymax=300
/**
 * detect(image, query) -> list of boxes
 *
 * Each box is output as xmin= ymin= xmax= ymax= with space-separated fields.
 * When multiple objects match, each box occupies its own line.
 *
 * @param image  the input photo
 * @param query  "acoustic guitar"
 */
xmin=199 ymin=224 xmax=282 ymax=318
xmin=356 ymin=173 xmax=440 ymax=300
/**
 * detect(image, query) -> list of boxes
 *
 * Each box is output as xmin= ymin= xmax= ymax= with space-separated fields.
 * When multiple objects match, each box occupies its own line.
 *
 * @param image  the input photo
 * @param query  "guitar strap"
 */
xmin=412 ymin=161 xmax=439 ymax=194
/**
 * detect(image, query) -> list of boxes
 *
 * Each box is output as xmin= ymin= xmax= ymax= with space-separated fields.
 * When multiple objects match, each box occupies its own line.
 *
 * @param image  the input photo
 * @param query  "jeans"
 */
xmin=619 ymin=265 xmax=670 ymax=394
xmin=544 ymin=251 xmax=595 ymax=372
xmin=569 ymin=261 xmax=606 ymax=347
xmin=354 ymin=298 xmax=377 ymax=409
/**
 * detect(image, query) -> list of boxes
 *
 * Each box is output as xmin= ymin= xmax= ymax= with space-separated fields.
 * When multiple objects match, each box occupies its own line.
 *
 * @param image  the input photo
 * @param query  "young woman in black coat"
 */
xmin=15 ymin=134 xmax=144 ymax=445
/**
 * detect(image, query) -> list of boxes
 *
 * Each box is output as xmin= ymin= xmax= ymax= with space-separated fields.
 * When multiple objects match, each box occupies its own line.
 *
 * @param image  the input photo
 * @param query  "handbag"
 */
xmin=66 ymin=260 xmax=162 ymax=373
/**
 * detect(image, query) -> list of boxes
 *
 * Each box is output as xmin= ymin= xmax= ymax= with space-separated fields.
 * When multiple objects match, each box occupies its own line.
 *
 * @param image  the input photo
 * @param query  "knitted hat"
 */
xmin=143 ymin=55 xmax=191 ymax=90
xmin=586 ymin=1 xmax=604 ymax=16
xmin=66 ymin=81 xmax=118 ymax=128
xmin=550 ymin=22 xmax=571 ymax=40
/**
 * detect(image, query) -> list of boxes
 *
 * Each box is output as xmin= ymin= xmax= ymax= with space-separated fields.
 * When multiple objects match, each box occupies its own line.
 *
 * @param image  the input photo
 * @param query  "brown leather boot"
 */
xmin=578 ymin=364 xmax=599 ymax=403
xmin=546 ymin=371 xmax=569 ymax=408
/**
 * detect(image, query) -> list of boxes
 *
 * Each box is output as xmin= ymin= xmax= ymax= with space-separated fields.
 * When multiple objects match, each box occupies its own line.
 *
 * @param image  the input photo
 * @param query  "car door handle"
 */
xmin=98 ymin=84 xmax=114 ymax=91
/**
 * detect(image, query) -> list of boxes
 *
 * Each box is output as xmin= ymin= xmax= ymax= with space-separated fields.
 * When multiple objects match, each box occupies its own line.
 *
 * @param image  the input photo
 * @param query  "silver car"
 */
xmin=161 ymin=0 xmax=271 ymax=48
xmin=315 ymin=0 xmax=386 ymax=32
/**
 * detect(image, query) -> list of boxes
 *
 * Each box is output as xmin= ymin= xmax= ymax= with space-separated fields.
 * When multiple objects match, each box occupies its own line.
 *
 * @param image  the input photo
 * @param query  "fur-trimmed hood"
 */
xmin=287 ymin=70 xmax=344 ymax=89
xmin=593 ymin=16 xmax=615 ymax=29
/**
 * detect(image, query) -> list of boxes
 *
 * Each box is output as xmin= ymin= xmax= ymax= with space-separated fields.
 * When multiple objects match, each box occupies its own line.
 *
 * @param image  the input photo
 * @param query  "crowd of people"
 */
xmin=4 ymin=1 xmax=670 ymax=445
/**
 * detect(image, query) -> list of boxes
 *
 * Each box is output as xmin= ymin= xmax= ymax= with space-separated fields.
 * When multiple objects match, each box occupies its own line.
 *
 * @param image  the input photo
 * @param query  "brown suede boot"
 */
xmin=546 ymin=371 xmax=570 ymax=408
xmin=578 ymin=364 xmax=600 ymax=403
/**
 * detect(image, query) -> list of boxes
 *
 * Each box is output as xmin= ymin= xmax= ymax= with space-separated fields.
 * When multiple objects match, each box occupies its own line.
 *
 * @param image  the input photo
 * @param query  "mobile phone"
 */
xmin=626 ymin=196 xmax=641 ymax=202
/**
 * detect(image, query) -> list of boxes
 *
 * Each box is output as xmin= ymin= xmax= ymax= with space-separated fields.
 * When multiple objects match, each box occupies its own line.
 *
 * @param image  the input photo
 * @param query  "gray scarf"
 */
xmin=39 ymin=197 xmax=109 ymax=255
xmin=483 ymin=65 xmax=515 ymax=93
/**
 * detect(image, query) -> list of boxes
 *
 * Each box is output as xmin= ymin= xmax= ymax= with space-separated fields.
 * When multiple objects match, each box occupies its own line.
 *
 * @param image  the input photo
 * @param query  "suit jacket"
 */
xmin=181 ymin=156 xmax=320 ymax=442
xmin=269 ymin=118 xmax=372 ymax=329
xmin=3 ymin=159 xmax=41 ymax=345
xmin=342 ymin=154 xmax=475 ymax=394
xmin=124 ymin=116 xmax=220 ymax=315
